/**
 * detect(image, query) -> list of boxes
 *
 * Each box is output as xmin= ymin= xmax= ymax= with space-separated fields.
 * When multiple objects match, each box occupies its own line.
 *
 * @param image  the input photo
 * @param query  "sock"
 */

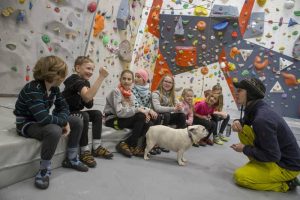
xmin=93 ymin=139 xmax=101 ymax=150
xmin=40 ymin=160 xmax=51 ymax=170
xmin=67 ymin=147 xmax=78 ymax=160
xmin=80 ymin=145 xmax=90 ymax=153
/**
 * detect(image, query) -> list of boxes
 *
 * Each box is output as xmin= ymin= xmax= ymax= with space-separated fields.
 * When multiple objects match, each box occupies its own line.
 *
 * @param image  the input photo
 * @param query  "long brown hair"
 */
xmin=157 ymin=74 xmax=176 ymax=106
xmin=212 ymin=83 xmax=223 ymax=111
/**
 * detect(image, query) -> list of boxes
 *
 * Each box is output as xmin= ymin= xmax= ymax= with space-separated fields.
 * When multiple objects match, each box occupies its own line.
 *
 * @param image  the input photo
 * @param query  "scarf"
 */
xmin=118 ymin=84 xmax=132 ymax=98
xmin=134 ymin=84 xmax=149 ymax=97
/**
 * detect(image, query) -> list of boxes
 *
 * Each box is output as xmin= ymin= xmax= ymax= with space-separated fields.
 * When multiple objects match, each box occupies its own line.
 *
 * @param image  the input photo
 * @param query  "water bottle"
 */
xmin=226 ymin=124 xmax=231 ymax=137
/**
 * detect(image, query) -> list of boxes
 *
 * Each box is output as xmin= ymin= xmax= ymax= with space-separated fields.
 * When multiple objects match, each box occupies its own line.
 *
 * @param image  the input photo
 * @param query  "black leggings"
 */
xmin=160 ymin=112 xmax=186 ymax=129
xmin=211 ymin=114 xmax=230 ymax=135
xmin=105 ymin=112 xmax=150 ymax=147
xmin=193 ymin=116 xmax=217 ymax=138
xmin=72 ymin=110 xmax=103 ymax=147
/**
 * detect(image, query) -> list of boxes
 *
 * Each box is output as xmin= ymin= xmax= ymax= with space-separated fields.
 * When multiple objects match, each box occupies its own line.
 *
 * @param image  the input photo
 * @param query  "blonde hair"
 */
xmin=33 ymin=55 xmax=68 ymax=82
xmin=205 ymin=93 xmax=219 ymax=106
xmin=157 ymin=74 xmax=176 ymax=106
xmin=212 ymin=83 xmax=223 ymax=111
xmin=181 ymin=88 xmax=194 ymax=104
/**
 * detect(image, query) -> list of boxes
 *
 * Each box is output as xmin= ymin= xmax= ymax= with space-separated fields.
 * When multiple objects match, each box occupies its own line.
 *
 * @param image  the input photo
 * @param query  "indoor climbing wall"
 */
xmin=85 ymin=0 xmax=146 ymax=108
xmin=132 ymin=0 xmax=300 ymax=118
xmin=0 ymin=0 xmax=94 ymax=95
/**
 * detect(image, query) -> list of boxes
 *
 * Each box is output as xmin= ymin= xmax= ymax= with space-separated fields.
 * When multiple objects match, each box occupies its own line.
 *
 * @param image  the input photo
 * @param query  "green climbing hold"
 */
xmin=233 ymin=22 xmax=238 ymax=28
xmin=273 ymin=26 xmax=278 ymax=30
xmin=183 ymin=4 xmax=189 ymax=9
xmin=113 ymin=40 xmax=119 ymax=46
xmin=292 ymin=31 xmax=298 ymax=35
xmin=102 ymin=35 xmax=109 ymax=46
xmin=294 ymin=11 xmax=300 ymax=16
xmin=42 ymin=34 xmax=50 ymax=44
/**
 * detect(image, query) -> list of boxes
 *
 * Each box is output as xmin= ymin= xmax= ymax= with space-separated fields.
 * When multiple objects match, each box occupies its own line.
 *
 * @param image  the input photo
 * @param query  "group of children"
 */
xmin=14 ymin=55 xmax=230 ymax=190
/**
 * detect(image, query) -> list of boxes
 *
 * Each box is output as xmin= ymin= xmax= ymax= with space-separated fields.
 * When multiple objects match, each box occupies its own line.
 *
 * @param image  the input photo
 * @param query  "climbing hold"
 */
xmin=200 ymin=66 xmax=209 ymax=75
xmin=88 ymin=1 xmax=97 ymax=12
xmin=42 ymin=34 xmax=50 ymax=44
xmin=231 ymin=31 xmax=238 ymax=38
xmin=284 ymin=0 xmax=295 ymax=9
xmin=196 ymin=21 xmax=206 ymax=31
xmin=288 ymin=18 xmax=298 ymax=27
xmin=16 ymin=10 xmax=26 ymax=23
xmin=254 ymin=56 xmax=268 ymax=70
xmin=281 ymin=72 xmax=298 ymax=86
xmin=229 ymin=47 xmax=240 ymax=59
xmin=279 ymin=17 xmax=283 ymax=26
xmin=6 ymin=43 xmax=17 ymax=51
xmin=19 ymin=0 xmax=25 ymax=4
xmin=257 ymin=0 xmax=267 ymax=7
xmin=194 ymin=6 xmax=208 ymax=16
xmin=213 ymin=21 xmax=229 ymax=31
xmin=294 ymin=11 xmax=300 ymax=16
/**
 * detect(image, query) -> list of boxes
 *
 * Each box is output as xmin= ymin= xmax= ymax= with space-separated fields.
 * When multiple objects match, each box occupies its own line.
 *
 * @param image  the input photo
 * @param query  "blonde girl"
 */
xmin=180 ymin=88 xmax=194 ymax=126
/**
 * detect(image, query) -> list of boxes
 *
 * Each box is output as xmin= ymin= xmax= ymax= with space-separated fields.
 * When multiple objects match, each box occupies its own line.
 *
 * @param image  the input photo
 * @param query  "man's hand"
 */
xmin=62 ymin=122 xmax=70 ymax=137
xmin=230 ymin=143 xmax=245 ymax=152
xmin=232 ymin=120 xmax=243 ymax=132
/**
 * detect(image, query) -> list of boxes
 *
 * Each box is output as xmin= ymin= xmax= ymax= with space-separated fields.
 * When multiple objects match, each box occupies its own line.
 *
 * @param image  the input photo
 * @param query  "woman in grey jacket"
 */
xmin=103 ymin=70 xmax=149 ymax=158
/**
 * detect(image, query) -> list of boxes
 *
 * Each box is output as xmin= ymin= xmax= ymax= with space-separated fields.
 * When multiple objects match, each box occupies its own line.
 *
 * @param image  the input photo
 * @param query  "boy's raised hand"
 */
xmin=99 ymin=66 xmax=109 ymax=78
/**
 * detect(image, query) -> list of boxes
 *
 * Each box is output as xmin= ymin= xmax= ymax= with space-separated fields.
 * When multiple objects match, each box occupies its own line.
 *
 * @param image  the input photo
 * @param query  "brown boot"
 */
xmin=93 ymin=146 xmax=113 ymax=159
xmin=116 ymin=142 xmax=132 ymax=158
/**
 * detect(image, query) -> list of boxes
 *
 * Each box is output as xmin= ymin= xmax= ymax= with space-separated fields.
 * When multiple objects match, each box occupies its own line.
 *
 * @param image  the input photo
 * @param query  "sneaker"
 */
xmin=35 ymin=169 xmax=51 ymax=189
xmin=130 ymin=146 xmax=144 ymax=157
xmin=149 ymin=148 xmax=157 ymax=155
xmin=93 ymin=146 xmax=114 ymax=159
xmin=219 ymin=135 xmax=229 ymax=142
xmin=213 ymin=136 xmax=224 ymax=145
xmin=62 ymin=156 xmax=89 ymax=172
xmin=193 ymin=143 xmax=200 ymax=147
xmin=80 ymin=151 xmax=97 ymax=168
xmin=287 ymin=177 xmax=300 ymax=191
xmin=160 ymin=147 xmax=170 ymax=153
xmin=198 ymin=138 xmax=207 ymax=147
xmin=116 ymin=142 xmax=132 ymax=157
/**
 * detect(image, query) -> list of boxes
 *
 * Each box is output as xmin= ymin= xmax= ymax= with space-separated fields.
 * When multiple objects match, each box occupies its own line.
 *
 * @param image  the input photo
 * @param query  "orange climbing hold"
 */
xmin=254 ymin=56 xmax=269 ymax=70
xmin=281 ymin=72 xmax=298 ymax=86
xmin=93 ymin=11 xmax=105 ymax=37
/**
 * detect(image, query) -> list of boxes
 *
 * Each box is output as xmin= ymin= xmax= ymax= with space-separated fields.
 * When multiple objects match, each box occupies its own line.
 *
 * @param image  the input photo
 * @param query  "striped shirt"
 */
xmin=14 ymin=80 xmax=70 ymax=135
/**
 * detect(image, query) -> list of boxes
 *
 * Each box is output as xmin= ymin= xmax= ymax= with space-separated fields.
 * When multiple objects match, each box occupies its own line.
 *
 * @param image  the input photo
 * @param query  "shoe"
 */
xmin=80 ymin=151 xmax=97 ymax=168
xmin=35 ymin=169 xmax=51 ymax=189
xmin=160 ymin=147 xmax=170 ymax=153
xmin=198 ymin=138 xmax=207 ymax=147
xmin=205 ymin=138 xmax=214 ymax=146
xmin=62 ymin=156 xmax=89 ymax=172
xmin=193 ymin=143 xmax=200 ymax=147
xmin=287 ymin=177 xmax=300 ymax=191
xmin=116 ymin=142 xmax=132 ymax=158
xmin=213 ymin=136 xmax=224 ymax=145
xmin=130 ymin=146 xmax=144 ymax=157
xmin=93 ymin=146 xmax=113 ymax=159
xmin=149 ymin=149 xmax=157 ymax=155
xmin=154 ymin=146 xmax=161 ymax=154
xmin=219 ymin=135 xmax=229 ymax=142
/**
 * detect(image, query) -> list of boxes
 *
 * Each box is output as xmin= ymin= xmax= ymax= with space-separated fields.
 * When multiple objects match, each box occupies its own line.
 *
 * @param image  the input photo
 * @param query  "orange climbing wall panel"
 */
xmin=175 ymin=46 xmax=197 ymax=67
xmin=151 ymin=50 xmax=172 ymax=91
xmin=238 ymin=0 xmax=255 ymax=36
xmin=146 ymin=0 xmax=163 ymax=38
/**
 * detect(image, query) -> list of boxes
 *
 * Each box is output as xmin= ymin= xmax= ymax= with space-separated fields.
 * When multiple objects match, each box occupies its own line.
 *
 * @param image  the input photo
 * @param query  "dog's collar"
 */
xmin=187 ymin=128 xmax=195 ymax=144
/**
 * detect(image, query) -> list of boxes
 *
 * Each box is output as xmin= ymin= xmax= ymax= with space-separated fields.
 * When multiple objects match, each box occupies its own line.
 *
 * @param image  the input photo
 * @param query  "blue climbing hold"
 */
xmin=213 ymin=20 xmax=229 ymax=31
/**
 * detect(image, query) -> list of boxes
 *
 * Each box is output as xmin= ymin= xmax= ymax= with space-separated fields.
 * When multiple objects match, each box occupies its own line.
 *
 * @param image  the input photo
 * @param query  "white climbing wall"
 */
xmin=0 ymin=0 xmax=94 ymax=95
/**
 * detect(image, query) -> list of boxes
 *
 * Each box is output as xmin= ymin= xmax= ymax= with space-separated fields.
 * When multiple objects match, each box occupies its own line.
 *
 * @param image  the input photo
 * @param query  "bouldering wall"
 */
xmin=85 ymin=0 xmax=146 ymax=108
xmin=131 ymin=0 xmax=300 ymax=118
xmin=0 ymin=0 xmax=95 ymax=95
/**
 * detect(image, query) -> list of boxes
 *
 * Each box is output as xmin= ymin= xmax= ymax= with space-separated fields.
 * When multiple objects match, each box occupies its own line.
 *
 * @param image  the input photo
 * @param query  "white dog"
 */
xmin=144 ymin=125 xmax=207 ymax=166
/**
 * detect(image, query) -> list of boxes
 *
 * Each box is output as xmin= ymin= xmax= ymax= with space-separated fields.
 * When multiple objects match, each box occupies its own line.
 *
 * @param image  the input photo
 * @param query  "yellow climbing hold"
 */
xmin=257 ymin=0 xmax=267 ymax=7
xmin=194 ymin=6 xmax=208 ymax=16
xmin=228 ymin=62 xmax=236 ymax=71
